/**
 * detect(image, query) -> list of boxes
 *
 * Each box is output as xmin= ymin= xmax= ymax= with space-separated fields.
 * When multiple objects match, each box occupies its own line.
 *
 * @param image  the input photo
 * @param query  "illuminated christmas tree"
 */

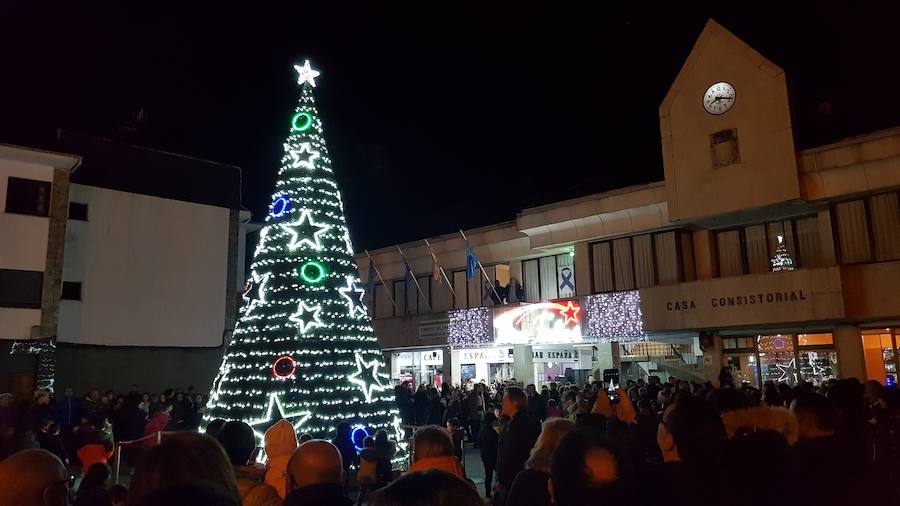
xmin=770 ymin=234 xmax=794 ymax=272
xmin=205 ymin=62 xmax=405 ymax=462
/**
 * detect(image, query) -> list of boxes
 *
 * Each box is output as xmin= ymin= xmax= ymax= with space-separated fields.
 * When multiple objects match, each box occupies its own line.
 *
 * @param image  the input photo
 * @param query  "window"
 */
xmin=590 ymin=230 xmax=693 ymax=293
xmin=5 ymin=177 xmax=51 ymax=216
xmin=393 ymin=280 xmax=406 ymax=316
xmin=724 ymin=333 xmax=838 ymax=387
xmin=833 ymin=193 xmax=900 ymax=264
xmin=521 ymin=253 xmax=575 ymax=302
xmin=715 ymin=217 xmax=820 ymax=278
xmin=861 ymin=329 xmax=900 ymax=386
xmin=835 ymin=200 xmax=872 ymax=263
xmin=68 ymin=202 xmax=88 ymax=221
xmin=0 ymin=269 xmax=43 ymax=308
xmin=710 ymin=128 xmax=740 ymax=168
xmin=61 ymin=281 xmax=82 ymax=301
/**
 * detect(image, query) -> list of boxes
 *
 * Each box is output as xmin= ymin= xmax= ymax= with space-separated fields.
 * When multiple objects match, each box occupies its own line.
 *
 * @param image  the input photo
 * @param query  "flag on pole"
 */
xmin=366 ymin=260 xmax=376 ymax=297
xmin=432 ymin=259 xmax=442 ymax=287
xmin=466 ymin=243 xmax=478 ymax=279
xmin=404 ymin=261 xmax=413 ymax=289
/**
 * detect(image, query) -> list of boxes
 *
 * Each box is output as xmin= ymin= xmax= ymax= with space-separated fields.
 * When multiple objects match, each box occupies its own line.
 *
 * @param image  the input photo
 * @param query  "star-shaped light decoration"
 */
xmin=289 ymin=301 xmax=324 ymax=334
xmin=248 ymin=393 xmax=312 ymax=445
xmin=284 ymin=142 xmax=321 ymax=170
xmin=347 ymin=353 xmax=387 ymax=403
xmin=294 ymin=60 xmax=321 ymax=87
xmin=557 ymin=301 xmax=581 ymax=326
xmin=392 ymin=416 xmax=408 ymax=452
xmin=338 ymin=276 xmax=367 ymax=318
xmin=282 ymin=209 xmax=330 ymax=251
xmin=243 ymin=271 xmax=271 ymax=317
xmin=254 ymin=226 xmax=270 ymax=256
xmin=341 ymin=229 xmax=354 ymax=255
xmin=775 ymin=358 xmax=797 ymax=383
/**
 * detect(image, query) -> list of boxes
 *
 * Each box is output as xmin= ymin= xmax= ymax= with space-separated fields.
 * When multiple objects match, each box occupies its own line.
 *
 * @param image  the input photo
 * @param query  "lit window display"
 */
xmin=723 ymin=333 xmax=838 ymax=387
xmin=861 ymin=329 xmax=899 ymax=386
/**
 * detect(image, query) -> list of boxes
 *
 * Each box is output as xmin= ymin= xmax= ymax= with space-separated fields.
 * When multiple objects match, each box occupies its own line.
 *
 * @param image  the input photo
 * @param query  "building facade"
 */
xmin=1 ymin=132 xmax=250 ymax=395
xmin=358 ymin=20 xmax=900 ymax=389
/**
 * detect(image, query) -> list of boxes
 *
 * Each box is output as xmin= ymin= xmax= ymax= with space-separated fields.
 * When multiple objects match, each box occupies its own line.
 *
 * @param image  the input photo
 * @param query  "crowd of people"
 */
xmin=1 ymin=375 xmax=898 ymax=505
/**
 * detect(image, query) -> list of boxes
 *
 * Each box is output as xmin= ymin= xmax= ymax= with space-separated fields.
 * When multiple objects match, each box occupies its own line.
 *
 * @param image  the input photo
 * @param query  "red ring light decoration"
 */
xmin=272 ymin=355 xmax=297 ymax=379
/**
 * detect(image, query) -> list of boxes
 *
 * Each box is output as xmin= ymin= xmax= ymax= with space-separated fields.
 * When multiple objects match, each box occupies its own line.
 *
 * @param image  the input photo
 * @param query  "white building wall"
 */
xmin=58 ymin=184 xmax=230 ymax=347
xmin=0 ymin=158 xmax=54 ymax=339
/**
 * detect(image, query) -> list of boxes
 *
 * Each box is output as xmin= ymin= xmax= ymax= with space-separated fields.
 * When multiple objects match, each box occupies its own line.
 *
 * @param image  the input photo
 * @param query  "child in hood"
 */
xmin=264 ymin=419 xmax=298 ymax=499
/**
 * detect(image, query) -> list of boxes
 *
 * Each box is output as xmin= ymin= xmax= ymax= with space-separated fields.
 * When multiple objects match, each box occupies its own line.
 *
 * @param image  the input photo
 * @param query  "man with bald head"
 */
xmin=0 ymin=449 xmax=71 ymax=506
xmin=284 ymin=439 xmax=352 ymax=506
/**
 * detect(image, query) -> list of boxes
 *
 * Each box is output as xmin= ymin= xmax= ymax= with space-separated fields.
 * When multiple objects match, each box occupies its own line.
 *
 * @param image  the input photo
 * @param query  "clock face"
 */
xmin=703 ymin=82 xmax=736 ymax=115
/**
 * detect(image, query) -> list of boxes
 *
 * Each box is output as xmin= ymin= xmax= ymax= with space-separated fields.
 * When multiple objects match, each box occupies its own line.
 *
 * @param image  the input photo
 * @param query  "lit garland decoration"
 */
xmin=10 ymin=339 xmax=56 ymax=391
xmin=448 ymin=307 xmax=493 ymax=349
xmin=581 ymin=291 xmax=647 ymax=342
xmin=770 ymin=234 xmax=794 ymax=272
xmin=204 ymin=61 xmax=405 ymax=466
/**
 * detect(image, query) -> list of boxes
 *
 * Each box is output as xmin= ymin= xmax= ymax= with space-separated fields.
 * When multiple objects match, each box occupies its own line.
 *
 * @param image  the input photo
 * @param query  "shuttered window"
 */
xmin=795 ymin=217 xmax=822 ymax=268
xmin=744 ymin=225 xmax=769 ymax=274
xmin=716 ymin=229 xmax=744 ymax=277
xmin=654 ymin=231 xmax=679 ymax=285
xmin=393 ymin=280 xmax=407 ymax=316
xmin=869 ymin=192 xmax=900 ymax=261
xmin=452 ymin=270 xmax=468 ymax=309
xmin=632 ymin=234 xmax=655 ymax=288
xmin=591 ymin=242 xmax=614 ymax=293
xmin=613 ymin=238 xmax=634 ymax=290
xmin=836 ymin=200 xmax=872 ymax=263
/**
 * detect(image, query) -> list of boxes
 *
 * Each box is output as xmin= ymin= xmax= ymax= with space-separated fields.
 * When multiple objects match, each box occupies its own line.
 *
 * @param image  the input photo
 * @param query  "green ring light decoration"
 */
xmin=300 ymin=260 xmax=328 ymax=284
xmin=291 ymin=112 xmax=314 ymax=132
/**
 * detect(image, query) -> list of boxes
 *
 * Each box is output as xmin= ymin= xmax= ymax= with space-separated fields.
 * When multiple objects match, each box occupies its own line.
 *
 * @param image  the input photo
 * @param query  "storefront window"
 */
xmin=758 ymin=335 xmax=798 ymax=385
xmin=798 ymin=350 xmax=838 ymax=385
xmin=460 ymin=364 xmax=476 ymax=382
xmin=391 ymin=349 xmax=444 ymax=387
xmin=861 ymin=329 xmax=899 ymax=386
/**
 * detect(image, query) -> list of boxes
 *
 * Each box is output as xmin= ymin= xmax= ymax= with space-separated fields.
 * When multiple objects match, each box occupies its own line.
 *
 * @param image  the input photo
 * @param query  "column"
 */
xmin=692 ymin=230 xmax=719 ymax=280
xmin=593 ymin=342 xmax=621 ymax=376
xmin=449 ymin=349 xmax=461 ymax=386
xmin=441 ymin=347 xmax=453 ymax=386
xmin=834 ymin=325 xmax=866 ymax=381
xmin=702 ymin=333 xmax=724 ymax=385
xmin=513 ymin=345 xmax=534 ymax=385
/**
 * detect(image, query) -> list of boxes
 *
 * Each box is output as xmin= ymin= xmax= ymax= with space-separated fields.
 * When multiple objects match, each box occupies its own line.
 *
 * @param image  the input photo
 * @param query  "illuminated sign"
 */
xmin=493 ymin=301 xmax=583 ymax=345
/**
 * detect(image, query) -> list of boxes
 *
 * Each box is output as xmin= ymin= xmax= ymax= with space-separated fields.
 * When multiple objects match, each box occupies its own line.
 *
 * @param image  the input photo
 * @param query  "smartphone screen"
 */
xmin=602 ymin=368 xmax=620 ymax=403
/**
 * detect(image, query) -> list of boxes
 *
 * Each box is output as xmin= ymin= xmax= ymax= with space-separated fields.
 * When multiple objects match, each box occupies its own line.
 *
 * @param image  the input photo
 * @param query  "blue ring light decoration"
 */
xmin=351 ymin=424 xmax=369 ymax=452
xmin=270 ymin=196 xmax=290 ymax=218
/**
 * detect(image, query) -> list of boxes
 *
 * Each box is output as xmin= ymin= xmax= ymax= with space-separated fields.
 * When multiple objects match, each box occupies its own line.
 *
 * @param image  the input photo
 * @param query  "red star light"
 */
xmin=557 ymin=301 xmax=581 ymax=326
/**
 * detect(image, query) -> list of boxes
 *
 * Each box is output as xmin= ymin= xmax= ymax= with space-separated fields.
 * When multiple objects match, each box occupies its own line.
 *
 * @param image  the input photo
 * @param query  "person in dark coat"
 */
xmin=54 ymin=387 xmax=84 ymax=430
xmin=526 ymin=384 xmax=546 ymax=424
xmin=394 ymin=383 xmax=414 ymax=426
xmin=331 ymin=422 xmax=357 ymax=492
xmin=495 ymin=387 xmax=541 ymax=501
xmin=37 ymin=421 xmax=68 ymax=465
xmin=477 ymin=412 xmax=500 ymax=498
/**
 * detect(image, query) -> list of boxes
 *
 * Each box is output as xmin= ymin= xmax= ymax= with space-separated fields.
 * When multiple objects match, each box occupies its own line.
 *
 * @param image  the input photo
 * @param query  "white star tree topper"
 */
xmin=294 ymin=60 xmax=321 ymax=87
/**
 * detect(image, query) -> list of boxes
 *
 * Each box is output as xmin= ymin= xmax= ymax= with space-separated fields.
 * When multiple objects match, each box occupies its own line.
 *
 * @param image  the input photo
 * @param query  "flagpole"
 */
xmin=458 ymin=229 xmax=503 ymax=304
xmin=423 ymin=238 xmax=456 ymax=299
xmin=364 ymin=250 xmax=399 ymax=315
xmin=395 ymin=245 xmax=433 ymax=313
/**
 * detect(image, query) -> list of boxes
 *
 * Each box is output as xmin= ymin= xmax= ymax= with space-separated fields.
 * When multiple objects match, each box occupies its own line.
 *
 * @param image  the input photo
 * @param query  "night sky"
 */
xmin=2 ymin=2 xmax=898 ymax=250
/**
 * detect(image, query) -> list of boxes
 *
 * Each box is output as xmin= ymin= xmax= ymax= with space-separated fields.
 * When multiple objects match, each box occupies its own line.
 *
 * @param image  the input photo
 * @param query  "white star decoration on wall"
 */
xmin=338 ymin=276 xmax=367 ymax=317
xmin=248 ymin=393 xmax=312 ymax=443
xmin=347 ymin=353 xmax=387 ymax=403
xmin=284 ymin=142 xmax=321 ymax=170
xmin=289 ymin=301 xmax=324 ymax=334
xmin=294 ymin=60 xmax=321 ymax=87
xmin=282 ymin=209 xmax=330 ymax=251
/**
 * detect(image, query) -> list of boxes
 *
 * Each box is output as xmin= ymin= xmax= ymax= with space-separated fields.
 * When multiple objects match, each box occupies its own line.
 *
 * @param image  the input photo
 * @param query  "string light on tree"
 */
xmin=205 ymin=61 xmax=405 ymax=465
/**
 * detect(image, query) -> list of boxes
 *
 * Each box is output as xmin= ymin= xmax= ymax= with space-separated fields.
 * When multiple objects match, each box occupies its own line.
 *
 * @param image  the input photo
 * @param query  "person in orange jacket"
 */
xmin=408 ymin=425 xmax=465 ymax=479
xmin=263 ymin=419 xmax=298 ymax=499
